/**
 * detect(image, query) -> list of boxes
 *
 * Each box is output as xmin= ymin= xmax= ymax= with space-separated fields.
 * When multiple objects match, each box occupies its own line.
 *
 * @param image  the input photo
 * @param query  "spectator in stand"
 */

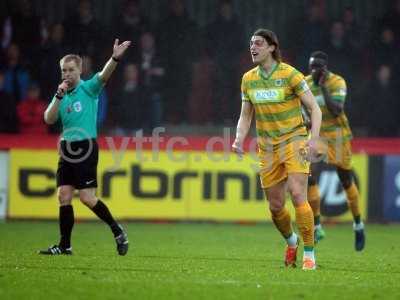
xmin=204 ymin=0 xmax=244 ymax=125
xmin=111 ymin=63 xmax=143 ymax=135
xmin=379 ymin=0 xmax=400 ymax=43
xmin=40 ymin=23 xmax=71 ymax=100
xmin=290 ymin=2 xmax=327 ymax=71
xmin=136 ymin=31 xmax=165 ymax=131
xmin=0 ymin=69 xmax=18 ymax=133
xmin=3 ymin=43 xmax=30 ymax=102
xmin=342 ymin=6 xmax=365 ymax=51
xmin=81 ymin=55 xmax=108 ymax=130
xmin=320 ymin=20 xmax=363 ymax=131
xmin=63 ymin=0 xmax=105 ymax=61
xmin=156 ymin=0 xmax=199 ymax=123
xmin=10 ymin=0 xmax=42 ymax=59
xmin=17 ymin=83 xmax=48 ymax=134
xmin=325 ymin=20 xmax=358 ymax=87
xmin=114 ymin=0 xmax=151 ymax=60
xmin=364 ymin=65 xmax=399 ymax=137
xmin=0 ymin=15 xmax=12 ymax=65
xmin=370 ymin=27 xmax=399 ymax=80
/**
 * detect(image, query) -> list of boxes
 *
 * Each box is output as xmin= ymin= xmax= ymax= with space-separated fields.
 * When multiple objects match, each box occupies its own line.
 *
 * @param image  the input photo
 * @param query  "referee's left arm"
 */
xmin=99 ymin=39 xmax=131 ymax=83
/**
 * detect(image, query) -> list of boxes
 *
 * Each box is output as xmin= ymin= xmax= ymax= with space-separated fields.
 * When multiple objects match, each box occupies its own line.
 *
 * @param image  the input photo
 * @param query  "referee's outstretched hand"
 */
xmin=113 ymin=39 xmax=131 ymax=60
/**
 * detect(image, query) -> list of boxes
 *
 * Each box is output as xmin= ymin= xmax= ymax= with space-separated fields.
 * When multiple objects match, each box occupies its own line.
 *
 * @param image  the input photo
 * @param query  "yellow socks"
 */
xmin=308 ymin=184 xmax=321 ymax=225
xmin=345 ymin=182 xmax=361 ymax=222
xmin=295 ymin=201 xmax=314 ymax=249
xmin=270 ymin=207 xmax=293 ymax=239
xmin=308 ymin=180 xmax=362 ymax=225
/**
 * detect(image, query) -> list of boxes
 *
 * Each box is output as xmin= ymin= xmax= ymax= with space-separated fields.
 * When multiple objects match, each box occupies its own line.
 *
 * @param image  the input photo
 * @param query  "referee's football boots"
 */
xmin=115 ymin=225 xmax=129 ymax=256
xmin=38 ymin=245 xmax=73 ymax=255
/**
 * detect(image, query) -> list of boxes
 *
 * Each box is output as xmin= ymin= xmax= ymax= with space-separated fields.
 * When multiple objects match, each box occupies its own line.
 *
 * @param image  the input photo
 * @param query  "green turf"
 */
xmin=0 ymin=222 xmax=399 ymax=300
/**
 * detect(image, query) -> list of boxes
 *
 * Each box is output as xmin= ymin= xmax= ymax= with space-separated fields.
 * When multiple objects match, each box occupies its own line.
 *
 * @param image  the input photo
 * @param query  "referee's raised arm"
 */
xmin=98 ymin=39 xmax=132 ymax=83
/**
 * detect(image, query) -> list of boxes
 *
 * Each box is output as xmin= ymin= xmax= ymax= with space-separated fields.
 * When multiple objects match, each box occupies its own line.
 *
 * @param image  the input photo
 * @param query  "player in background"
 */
xmin=232 ymin=29 xmax=322 ymax=270
xmin=305 ymin=51 xmax=365 ymax=251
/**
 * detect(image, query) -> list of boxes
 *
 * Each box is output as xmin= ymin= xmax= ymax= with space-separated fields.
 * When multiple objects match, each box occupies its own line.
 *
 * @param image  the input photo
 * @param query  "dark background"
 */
xmin=0 ymin=0 xmax=398 ymax=137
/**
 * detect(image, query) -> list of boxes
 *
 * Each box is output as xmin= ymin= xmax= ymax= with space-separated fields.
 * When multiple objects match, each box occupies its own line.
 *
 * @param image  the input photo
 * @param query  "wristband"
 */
xmin=112 ymin=56 xmax=120 ymax=62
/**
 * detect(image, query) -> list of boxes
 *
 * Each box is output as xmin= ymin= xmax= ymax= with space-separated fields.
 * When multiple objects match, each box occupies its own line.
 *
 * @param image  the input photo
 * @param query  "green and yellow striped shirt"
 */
xmin=241 ymin=62 xmax=309 ymax=149
xmin=305 ymin=72 xmax=352 ymax=142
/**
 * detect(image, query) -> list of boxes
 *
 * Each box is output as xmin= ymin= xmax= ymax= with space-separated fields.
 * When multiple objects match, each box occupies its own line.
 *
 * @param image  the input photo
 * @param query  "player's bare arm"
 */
xmin=300 ymin=89 xmax=322 ymax=158
xmin=99 ymin=39 xmax=132 ymax=83
xmin=300 ymin=89 xmax=321 ymax=138
xmin=232 ymin=101 xmax=254 ymax=157
xmin=44 ymin=80 xmax=69 ymax=124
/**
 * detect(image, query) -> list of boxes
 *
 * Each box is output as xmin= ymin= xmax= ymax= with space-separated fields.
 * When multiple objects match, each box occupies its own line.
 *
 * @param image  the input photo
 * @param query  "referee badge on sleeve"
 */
xmin=73 ymin=101 xmax=82 ymax=112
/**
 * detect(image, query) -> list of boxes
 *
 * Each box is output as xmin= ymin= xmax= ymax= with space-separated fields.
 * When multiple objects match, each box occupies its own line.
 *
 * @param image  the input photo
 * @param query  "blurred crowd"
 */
xmin=0 ymin=0 xmax=399 ymax=137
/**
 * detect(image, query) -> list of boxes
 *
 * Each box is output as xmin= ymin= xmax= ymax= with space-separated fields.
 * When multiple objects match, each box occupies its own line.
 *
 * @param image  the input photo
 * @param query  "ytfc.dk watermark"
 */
xmin=58 ymin=126 xmax=347 ymax=173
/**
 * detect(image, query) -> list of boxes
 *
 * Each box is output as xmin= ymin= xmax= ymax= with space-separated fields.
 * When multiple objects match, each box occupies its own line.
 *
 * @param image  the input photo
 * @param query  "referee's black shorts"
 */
xmin=56 ymin=139 xmax=98 ymax=189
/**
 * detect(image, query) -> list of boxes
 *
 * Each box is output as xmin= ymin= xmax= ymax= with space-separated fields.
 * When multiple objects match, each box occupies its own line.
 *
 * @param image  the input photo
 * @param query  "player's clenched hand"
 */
xmin=112 ymin=39 xmax=131 ymax=60
xmin=306 ymin=138 xmax=322 ymax=162
xmin=232 ymin=139 xmax=244 ymax=158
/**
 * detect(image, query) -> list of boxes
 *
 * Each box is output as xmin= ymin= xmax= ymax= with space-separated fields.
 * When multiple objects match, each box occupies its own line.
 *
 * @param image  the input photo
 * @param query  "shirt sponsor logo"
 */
xmin=253 ymin=89 xmax=283 ymax=102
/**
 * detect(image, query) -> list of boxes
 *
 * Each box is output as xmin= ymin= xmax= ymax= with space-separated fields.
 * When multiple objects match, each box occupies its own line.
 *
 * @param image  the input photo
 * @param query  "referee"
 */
xmin=39 ymin=39 xmax=131 ymax=255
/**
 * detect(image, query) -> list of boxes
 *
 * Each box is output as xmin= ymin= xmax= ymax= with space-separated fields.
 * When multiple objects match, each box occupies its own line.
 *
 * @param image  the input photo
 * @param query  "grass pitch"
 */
xmin=0 ymin=221 xmax=399 ymax=300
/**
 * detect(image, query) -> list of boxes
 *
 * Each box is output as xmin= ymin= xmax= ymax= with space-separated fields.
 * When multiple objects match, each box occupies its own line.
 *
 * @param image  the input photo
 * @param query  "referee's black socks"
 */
xmin=59 ymin=205 xmax=74 ymax=249
xmin=91 ymin=200 xmax=122 ymax=237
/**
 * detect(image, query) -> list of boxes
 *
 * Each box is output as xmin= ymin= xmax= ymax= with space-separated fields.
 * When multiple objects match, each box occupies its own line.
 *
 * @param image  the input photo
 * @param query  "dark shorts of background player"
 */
xmin=56 ymin=139 xmax=98 ymax=189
